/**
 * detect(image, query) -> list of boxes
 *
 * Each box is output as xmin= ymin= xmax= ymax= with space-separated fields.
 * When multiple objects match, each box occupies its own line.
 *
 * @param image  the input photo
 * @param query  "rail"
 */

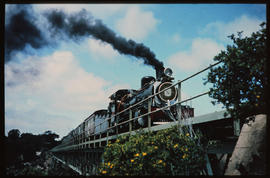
xmin=53 ymin=61 xmax=223 ymax=150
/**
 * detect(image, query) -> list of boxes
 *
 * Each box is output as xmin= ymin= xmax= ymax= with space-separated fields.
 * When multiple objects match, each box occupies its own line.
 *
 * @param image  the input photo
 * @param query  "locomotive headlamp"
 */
xmin=164 ymin=68 xmax=173 ymax=77
xmin=157 ymin=82 xmax=177 ymax=102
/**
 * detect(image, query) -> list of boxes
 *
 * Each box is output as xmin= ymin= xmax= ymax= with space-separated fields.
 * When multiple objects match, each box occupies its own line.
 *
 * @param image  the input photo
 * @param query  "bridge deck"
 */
xmin=52 ymin=155 xmax=82 ymax=175
xmin=51 ymin=110 xmax=231 ymax=152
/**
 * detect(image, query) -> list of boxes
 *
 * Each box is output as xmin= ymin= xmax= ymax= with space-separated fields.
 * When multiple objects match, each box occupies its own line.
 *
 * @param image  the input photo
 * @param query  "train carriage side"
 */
xmin=93 ymin=109 xmax=109 ymax=138
xmin=84 ymin=114 xmax=95 ymax=142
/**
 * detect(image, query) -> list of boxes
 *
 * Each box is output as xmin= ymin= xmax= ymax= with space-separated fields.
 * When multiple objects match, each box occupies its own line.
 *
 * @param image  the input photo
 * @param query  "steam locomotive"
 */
xmin=59 ymin=68 xmax=194 ymax=148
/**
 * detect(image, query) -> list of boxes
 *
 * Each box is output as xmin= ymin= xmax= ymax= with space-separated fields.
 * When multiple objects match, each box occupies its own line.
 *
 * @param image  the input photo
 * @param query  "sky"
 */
xmin=4 ymin=3 xmax=266 ymax=138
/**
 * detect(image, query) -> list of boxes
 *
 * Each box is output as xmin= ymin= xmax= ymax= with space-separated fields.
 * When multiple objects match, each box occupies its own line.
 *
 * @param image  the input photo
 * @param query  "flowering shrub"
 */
xmin=99 ymin=126 xmax=206 ymax=176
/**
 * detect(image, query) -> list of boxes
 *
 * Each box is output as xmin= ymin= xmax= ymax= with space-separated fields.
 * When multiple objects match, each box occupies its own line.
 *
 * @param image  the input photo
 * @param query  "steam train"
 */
xmin=59 ymin=68 xmax=194 ymax=148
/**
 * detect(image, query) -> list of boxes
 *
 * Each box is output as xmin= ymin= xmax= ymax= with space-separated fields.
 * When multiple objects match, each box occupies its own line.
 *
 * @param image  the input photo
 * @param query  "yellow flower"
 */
xmin=182 ymin=154 xmax=188 ymax=159
xmin=174 ymin=144 xmax=178 ymax=148
xmin=116 ymin=139 xmax=120 ymax=143
xmin=186 ymin=133 xmax=190 ymax=136
xmin=142 ymin=152 xmax=147 ymax=156
xmin=107 ymin=162 xmax=110 ymax=166
xmin=102 ymin=170 xmax=107 ymax=174
xmin=154 ymin=146 xmax=158 ymax=150
xmin=158 ymin=160 xmax=163 ymax=164
xmin=256 ymin=95 xmax=260 ymax=99
xmin=134 ymin=153 xmax=139 ymax=157
xmin=182 ymin=155 xmax=185 ymax=159
xmin=131 ymin=159 xmax=134 ymax=163
xmin=185 ymin=148 xmax=188 ymax=152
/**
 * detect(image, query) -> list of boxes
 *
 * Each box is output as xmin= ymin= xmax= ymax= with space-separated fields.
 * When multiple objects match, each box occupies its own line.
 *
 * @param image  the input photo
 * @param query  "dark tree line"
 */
xmin=5 ymin=129 xmax=61 ymax=167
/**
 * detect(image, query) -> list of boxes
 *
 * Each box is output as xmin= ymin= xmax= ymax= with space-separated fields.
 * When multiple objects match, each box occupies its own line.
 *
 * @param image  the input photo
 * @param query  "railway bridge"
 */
xmin=49 ymin=62 xmax=243 ymax=175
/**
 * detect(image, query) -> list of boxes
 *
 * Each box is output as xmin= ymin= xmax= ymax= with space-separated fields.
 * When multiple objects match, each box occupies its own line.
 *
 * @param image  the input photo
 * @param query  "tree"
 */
xmin=5 ymin=129 xmax=61 ymax=167
xmin=6 ymin=129 xmax=22 ymax=166
xmin=205 ymin=22 xmax=267 ymax=121
xmin=20 ymin=133 xmax=38 ymax=161
xmin=40 ymin=130 xmax=60 ymax=150
xmin=8 ymin=129 xmax=21 ymax=140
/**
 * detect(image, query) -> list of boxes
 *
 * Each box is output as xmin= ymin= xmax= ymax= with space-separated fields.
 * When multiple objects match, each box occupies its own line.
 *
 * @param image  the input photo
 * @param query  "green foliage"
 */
xmin=205 ymin=22 xmax=267 ymax=120
xmin=15 ymin=166 xmax=48 ymax=176
xmin=99 ymin=126 xmax=205 ymax=176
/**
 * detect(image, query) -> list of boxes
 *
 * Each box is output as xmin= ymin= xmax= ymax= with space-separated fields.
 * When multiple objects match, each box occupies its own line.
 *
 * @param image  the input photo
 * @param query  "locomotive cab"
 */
xmin=108 ymin=89 xmax=138 ymax=114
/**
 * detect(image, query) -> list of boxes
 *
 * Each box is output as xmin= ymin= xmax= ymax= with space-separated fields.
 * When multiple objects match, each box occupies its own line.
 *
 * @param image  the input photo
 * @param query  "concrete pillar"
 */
xmin=225 ymin=114 xmax=267 ymax=175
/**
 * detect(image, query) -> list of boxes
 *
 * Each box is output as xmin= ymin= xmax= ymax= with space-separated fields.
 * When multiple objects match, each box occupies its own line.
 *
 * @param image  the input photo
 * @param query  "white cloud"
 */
xmin=168 ymin=38 xmax=225 ymax=72
xmin=6 ymin=51 xmax=129 ymax=111
xmin=5 ymin=51 xmax=130 ymax=137
xmin=115 ymin=6 xmax=159 ymax=40
xmin=34 ymin=4 xmax=85 ymax=13
xmin=88 ymin=39 xmax=119 ymax=60
xmin=33 ymin=4 xmax=127 ymax=19
xmin=5 ymin=108 xmax=76 ymax=138
xmin=83 ymin=4 xmax=127 ymax=19
xmin=202 ymin=15 xmax=264 ymax=41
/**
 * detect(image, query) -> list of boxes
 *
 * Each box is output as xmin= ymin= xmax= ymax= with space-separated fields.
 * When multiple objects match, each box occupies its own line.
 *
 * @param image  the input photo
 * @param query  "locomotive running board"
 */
xmin=153 ymin=122 xmax=170 ymax=125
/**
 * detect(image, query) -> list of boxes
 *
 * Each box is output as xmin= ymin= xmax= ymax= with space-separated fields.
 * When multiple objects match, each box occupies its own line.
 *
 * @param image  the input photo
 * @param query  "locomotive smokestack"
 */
xmin=155 ymin=66 xmax=165 ymax=80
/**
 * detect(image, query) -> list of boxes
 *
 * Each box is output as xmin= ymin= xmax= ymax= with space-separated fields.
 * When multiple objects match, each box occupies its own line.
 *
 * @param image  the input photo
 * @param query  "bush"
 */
xmin=99 ymin=126 xmax=206 ymax=176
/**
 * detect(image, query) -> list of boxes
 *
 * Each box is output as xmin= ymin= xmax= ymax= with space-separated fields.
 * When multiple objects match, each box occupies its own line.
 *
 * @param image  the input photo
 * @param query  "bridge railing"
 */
xmin=96 ymin=61 xmax=222 ymax=137
xmin=54 ymin=61 xmax=222 ymax=150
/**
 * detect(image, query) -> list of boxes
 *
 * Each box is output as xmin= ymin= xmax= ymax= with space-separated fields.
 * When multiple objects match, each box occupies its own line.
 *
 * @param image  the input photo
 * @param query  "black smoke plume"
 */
xmin=5 ymin=5 xmax=48 ymax=62
xmin=45 ymin=9 xmax=164 ymax=71
xmin=5 ymin=5 xmax=164 ymax=72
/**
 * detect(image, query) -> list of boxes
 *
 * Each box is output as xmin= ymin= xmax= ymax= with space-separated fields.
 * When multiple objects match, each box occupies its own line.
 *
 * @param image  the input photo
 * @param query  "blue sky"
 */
xmin=4 ymin=4 xmax=266 ymax=138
